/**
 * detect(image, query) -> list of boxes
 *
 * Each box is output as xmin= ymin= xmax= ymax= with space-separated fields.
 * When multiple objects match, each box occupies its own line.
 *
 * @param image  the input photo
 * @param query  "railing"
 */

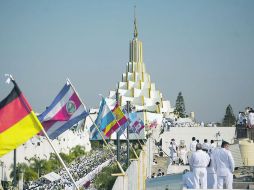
xmin=236 ymin=127 xmax=254 ymax=141
xmin=112 ymin=143 xmax=149 ymax=190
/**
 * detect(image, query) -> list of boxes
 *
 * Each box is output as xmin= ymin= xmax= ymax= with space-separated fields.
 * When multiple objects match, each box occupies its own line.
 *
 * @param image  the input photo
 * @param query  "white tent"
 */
xmin=41 ymin=172 xmax=61 ymax=182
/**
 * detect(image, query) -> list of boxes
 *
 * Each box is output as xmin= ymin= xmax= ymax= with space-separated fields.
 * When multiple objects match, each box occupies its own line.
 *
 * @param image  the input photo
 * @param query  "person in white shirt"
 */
xmin=247 ymin=110 xmax=254 ymax=128
xmin=207 ymin=149 xmax=217 ymax=189
xmin=213 ymin=141 xmax=235 ymax=189
xmin=182 ymin=169 xmax=194 ymax=189
xmin=178 ymin=145 xmax=188 ymax=165
xmin=169 ymin=139 xmax=178 ymax=164
xmin=189 ymin=143 xmax=210 ymax=189
xmin=209 ymin=140 xmax=216 ymax=154
xmin=202 ymin=139 xmax=210 ymax=152
xmin=190 ymin=137 xmax=197 ymax=152
xmin=237 ymin=112 xmax=245 ymax=126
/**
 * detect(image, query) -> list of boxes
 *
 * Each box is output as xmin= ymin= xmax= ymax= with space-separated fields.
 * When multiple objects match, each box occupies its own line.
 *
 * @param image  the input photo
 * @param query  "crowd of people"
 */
xmin=24 ymin=149 xmax=112 ymax=190
xmin=162 ymin=118 xmax=196 ymax=130
xmin=237 ymin=107 xmax=254 ymax=128
xmin=168 ymin=137 xmax=218 ymax=167
xmin=181 ymin=138 xmax=235 ymax=189
xmin=151 ymin=168 xmax=165 ymax=178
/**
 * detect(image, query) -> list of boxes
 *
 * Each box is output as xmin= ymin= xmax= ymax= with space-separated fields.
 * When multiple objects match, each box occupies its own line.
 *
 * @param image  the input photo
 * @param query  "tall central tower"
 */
xmin=106 ymin=12 xmax=172 ymax=122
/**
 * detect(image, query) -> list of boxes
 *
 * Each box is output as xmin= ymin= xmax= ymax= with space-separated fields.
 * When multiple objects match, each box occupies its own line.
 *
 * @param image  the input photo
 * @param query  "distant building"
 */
xmin=105 ymin=13 xmax=173 ymax=124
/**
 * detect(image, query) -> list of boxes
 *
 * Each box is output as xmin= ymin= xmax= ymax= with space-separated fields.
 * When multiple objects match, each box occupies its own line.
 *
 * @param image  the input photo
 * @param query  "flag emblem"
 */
xmin=66 ymin=100 xmax=76 ymax=115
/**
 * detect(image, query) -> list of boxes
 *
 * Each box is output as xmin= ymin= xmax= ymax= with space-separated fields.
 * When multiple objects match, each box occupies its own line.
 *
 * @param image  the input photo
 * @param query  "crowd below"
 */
xmin=24 ymin=149 xmax=112 ymax=190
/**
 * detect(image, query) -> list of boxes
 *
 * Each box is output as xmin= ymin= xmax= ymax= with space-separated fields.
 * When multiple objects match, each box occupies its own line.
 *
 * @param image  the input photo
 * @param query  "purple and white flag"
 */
xmin=38 ymin=82 xmax=88 ymax=139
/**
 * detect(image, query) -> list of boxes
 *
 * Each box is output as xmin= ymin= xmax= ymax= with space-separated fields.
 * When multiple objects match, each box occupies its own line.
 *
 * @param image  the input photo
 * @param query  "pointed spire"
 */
xmin=134 ymin=6 xmax=138 ymax=38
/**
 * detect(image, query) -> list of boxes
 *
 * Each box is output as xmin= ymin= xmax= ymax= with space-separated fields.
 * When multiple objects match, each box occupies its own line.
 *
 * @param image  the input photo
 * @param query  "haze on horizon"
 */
xmin=0 ymin=1 xmax=254 ymax=123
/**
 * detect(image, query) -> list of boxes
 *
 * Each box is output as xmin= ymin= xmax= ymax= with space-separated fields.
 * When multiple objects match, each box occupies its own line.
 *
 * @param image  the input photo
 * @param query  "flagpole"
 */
xmin=13 ymin=149 xmax=17 ymax=188
xmin=87 ymin=114 xmax=125 ymax=174
xmin=105 ymin=100 xmax=139 ymax=161
xmin=30 ymin=114 xmax=80 ymax=190
xmin=8 ymin=77 xmax=79 ymax=190
xmin=116 ymin=90 xmax=120 ymax=162
xmin=66 ymin=78 xmax=125 ymax=174
xmin=126 ymin=101 xmax=130 ymax=165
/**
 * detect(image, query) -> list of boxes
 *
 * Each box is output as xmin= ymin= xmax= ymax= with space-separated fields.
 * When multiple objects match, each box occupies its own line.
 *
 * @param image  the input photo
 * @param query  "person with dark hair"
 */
xmin=202 ymin=139 xmax=209 ymax=152
xmin=190 ymin=137 xmax=197 ymax=152
xmin=169 ymin=139 xmax=178 ymax=164
xmin=213 ymin=141 xmax=235 ymax=189
xmin=247 ymin=109 xmax=254 ymax=128
xmin=209 ymin=140 xmax=216 ymax=153
xmin=157 ymin=169 xmax=162 ymax=176
xmin=189 ymin=143 xmax=210 ymax=189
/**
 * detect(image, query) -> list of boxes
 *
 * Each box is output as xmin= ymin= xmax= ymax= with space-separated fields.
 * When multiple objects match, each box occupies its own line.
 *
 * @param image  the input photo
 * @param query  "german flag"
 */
xmin=0 ymin=80 xmax=42 ymax=157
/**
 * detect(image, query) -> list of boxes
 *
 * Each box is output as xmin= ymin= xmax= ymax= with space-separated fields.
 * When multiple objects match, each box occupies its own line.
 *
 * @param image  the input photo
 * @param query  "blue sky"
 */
xmin=0 ymin=0 xmax=254 ymax=122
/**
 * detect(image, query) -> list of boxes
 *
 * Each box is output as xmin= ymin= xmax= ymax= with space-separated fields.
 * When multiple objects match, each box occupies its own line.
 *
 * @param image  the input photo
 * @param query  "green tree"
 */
xmin=29 ymin=156 xmax=47 ymax=178
xmin=23 ymin=167 xmax=38 ymax=181
xmin=93 ymin=164 xmax=120 ymax=190
xmin=10 ymin=163 xmax=28 ymax=184
xmin=69 ymin=145 xmax=85 ymax=159
xmin=222 ymin=104 xmax=236 ymax=127
xmin=47 ymin=153 xmax=61 ymax=171
xmin=174 ymin=92 xmax=186 ymax=118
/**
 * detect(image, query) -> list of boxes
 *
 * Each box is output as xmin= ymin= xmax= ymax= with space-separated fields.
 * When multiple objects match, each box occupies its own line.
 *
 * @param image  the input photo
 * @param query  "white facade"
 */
xmin=105 ymin=16 xmax=172 ymax=123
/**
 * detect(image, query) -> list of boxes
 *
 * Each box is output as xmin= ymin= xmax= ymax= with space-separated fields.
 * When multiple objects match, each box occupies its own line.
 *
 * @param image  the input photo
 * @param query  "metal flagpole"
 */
xmin=126 ymin=101 xmax=130 ymax=165
xmin=116 ymin=90 xmax=120 ymax=162
xmin=109 ymin=101 xmax=139 ymax=162
xmin=7 ymin=77 xmax=79 ymax=190
xmin=66 ymin=79 xmax=125 ymax=174
xmin=13 ymin=149 xmax=17 ymax=188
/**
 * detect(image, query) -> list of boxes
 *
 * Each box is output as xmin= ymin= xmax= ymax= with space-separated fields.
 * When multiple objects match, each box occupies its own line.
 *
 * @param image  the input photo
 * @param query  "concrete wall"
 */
xmin=112 ymin=142 xmax=150 ymax=190
xmin=239 ymin=139 xmax=254 ymax=166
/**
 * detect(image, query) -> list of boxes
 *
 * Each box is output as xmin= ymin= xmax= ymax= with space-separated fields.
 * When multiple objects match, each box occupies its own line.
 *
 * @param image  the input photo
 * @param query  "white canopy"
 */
xmin=41 ymin=172 xmax=61 ymax=182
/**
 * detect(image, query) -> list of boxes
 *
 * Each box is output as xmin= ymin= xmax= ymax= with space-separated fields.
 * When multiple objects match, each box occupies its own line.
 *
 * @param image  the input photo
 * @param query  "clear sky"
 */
xmin=0 ymin=0 xmax=254 ymax=123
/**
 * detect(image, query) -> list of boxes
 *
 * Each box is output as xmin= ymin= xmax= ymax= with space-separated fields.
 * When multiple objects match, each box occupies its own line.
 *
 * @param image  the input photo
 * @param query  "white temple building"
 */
xmin=105 ymin=13 xmax=173 ymax=124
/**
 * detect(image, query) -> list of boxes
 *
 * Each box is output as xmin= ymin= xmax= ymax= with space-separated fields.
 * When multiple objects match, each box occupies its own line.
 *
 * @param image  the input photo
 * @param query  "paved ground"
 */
xmin=151 ymin=155 xmax=168 ymax=176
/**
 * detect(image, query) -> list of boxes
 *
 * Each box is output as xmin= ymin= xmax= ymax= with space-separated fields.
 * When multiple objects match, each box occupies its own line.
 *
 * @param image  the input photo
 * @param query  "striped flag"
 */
xmin=128 ymin=112 xmax=145 ymax=134
xmin=0 ymin=80 xmax=42 ymax=157
xmin=99 ymin=98 xmax=120 ymax=137
xmin=136 ymin=119 xmax=145 ymax=134
xmin=38 ymin=82 xmax=88 ymax=139
xmin=109 ymin=103 xmax=127 ymax=136
xmin=90 ymin=98 xmax=108 ymax=140
xmin=117 ymin=109 xmax=128 ymax=136
xmin=90 ymin=97 xmax=120 ymax=138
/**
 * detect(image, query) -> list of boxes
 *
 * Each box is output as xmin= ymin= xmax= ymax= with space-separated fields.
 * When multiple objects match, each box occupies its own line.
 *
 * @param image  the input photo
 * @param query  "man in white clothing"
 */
xmin=169 ymin=139 xmax=178 ymax=164
xmin=189 ymin=143 xmax=210 ymax=189
xmin=247 ymin=110 xmax=254 ymax=128
xmin=213 ymin=141 xmax=235 ymax=189
xmin=202 ymin=139 xmax=210 ymax=152
xmin=207 ymin=149 xmax=217 ymax=189
xmin=209 ymin=140 xmax=216 ymax=154
xmin=190 ymin=137 xmax=197 ymax=152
